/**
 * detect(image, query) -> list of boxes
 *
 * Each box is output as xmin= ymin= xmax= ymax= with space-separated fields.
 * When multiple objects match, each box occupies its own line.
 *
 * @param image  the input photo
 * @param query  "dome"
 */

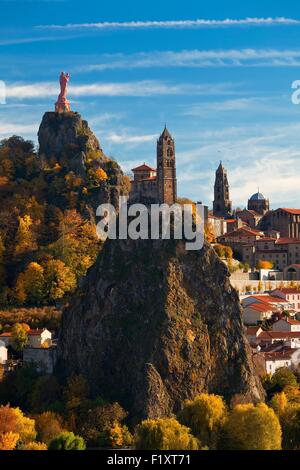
xmin=249 ymin=192 xmax=265 ymax=201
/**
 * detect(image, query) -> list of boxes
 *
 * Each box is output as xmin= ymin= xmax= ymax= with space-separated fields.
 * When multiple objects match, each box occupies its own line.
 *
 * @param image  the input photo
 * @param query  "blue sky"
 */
xmin=1 ymin=0 xmax=300 ymax=209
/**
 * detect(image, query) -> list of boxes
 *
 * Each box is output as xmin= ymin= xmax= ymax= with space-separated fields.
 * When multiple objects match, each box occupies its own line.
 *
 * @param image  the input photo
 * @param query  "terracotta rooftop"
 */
xmin=245 ymin=295 xmax=290 ymax=304
xmin=131 ymin=163 xmax=156 ymax=172
xmin=246 ymin=326 xmax=262 ymax=335
xmin=279 ymin=208 xmax=300 ymax=215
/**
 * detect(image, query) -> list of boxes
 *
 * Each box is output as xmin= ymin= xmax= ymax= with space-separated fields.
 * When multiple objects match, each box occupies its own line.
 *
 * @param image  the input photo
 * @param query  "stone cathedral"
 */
xmin=130 ymin=126 xmax=177 ymax=205
xmin=213 ymin=161 xmax=232 ymax=218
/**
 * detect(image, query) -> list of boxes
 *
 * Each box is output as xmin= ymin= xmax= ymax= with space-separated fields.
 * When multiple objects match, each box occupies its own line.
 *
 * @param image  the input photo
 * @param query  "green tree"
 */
xmin=270 ymin=368 xmax=298 ymax=394
xmin=178 ymin=393 xmax=227 ymax=449
xmin=48 ymin=431 xmax=86 ymax=450
xmin=135 ymin=417 xmax=199 ymax=450
xmin=222 ymin=403 xmax=282 ymax=450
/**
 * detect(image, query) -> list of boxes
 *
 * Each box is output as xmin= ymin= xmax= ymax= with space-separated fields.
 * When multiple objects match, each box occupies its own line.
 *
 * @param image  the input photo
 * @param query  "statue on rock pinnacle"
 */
xmin=55 ymin=72 xmax=71 ymax=113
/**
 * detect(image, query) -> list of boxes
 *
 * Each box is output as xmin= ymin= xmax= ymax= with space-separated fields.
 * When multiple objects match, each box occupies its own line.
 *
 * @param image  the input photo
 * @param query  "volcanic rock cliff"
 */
xmin=38 ymin=111 xmax=128 ymax=210
xmin=57 ymin=237 xmax=264 ymax=423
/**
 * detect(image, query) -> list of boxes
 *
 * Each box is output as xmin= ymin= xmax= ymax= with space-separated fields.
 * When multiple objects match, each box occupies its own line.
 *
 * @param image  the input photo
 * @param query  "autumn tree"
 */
xmin=44 ymin=259 xmax=76 ymax=302
xmin=11 ymin=322 xmax=30 ymax=351
xmin=48 ymin=431 xmax=86 ymax=450
xmin=14 ymin=215 xmax=37 ymax=256
xmin=16 ymin=262 xmax=45 ymax=305
xmin=21 ymin=441 xmax=47 ymax=450
xmin=222 ymin=403 xmax=282 ymax=450
xmin=29 ymin=375 xmax=61 ymax=412
xmin=280 ymin=405 xmax=300 ymax=450
xmin=0 ymin=405 xmax=36 ymax=445
xmin=35 ymin=411 xmax=64 ymax=445
xmin=63 ymin=375 xmax=89 ymax=411
xmin=76 ymin=402 xmax=130 ymax=448
xmin=178 ymin=393 xmax=227 ymax=449
xmin=135 ymin=418 xmax=199 ymax=450
xmin=0 ymin=432 xmax=19 ymax=450
xmin=256 ymin=260 xmax=274 ymax=270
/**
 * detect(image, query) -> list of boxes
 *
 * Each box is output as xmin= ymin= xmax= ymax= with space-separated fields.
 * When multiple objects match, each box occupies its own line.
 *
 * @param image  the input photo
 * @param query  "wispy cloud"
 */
xmin=0 ymin=121 xmax=38 ymax=137
xmin=107 ymin=132 xmax=157 ymax=144
xmin=37 ymin=17 xmax=300 ymax=31
xmin=77 ymin=48 xmax=300 ymax=72
xmin=4 ymin=80 xmax=235 ymax=99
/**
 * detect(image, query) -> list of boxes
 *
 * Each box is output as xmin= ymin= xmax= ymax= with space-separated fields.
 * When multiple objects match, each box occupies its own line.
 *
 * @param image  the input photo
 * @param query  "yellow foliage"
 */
xmin=94 ymin=168 xmax=108 ymax=182
xmin=135 ymin=417 xmax=199 ymax=450
xmin=14 ymin=215 xmax=37 ymax=256
xmin=22 ymin=441 xmax=48 ymax=450
xmin=178 ymin=393 xmax=227 ymax=449
xmin=271 ymin=392 xmax=288 ymax=416
xmin=0 ymin=405 xmax=37 ymax=444
xmin=0 ymin=432 xmax=19 ymax=450
xmin=224 ymin=403 xmax=282 ymax=450
xmin=107 ymin=423 xmax=133 ymax=448
xmin=257 ymin=260 xmax=274 ymax=270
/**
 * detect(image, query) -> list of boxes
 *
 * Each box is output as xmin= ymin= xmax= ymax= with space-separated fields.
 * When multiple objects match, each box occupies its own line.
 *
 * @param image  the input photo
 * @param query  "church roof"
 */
xmin=216 ymin=161 xmax=226 ymax=173
xmin=249 ymin=192 xmax=266 ymax=201
xmin=131 ymin=163 xmax=156 ymax=172
xmin=159 ymin=125 xmax=173 ymax=140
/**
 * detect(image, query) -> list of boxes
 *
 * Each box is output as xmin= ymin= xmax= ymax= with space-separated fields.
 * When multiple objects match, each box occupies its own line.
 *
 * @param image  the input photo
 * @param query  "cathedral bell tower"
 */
xmin=157 ymin=126 xmax=177 ymax=204
xmin=213 ymin=162 xmax=232 ymax=217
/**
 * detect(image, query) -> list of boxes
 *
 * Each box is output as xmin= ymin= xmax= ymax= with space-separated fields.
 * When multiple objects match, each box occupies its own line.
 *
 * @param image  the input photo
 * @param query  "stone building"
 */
xmin=248 ymin=191 xmax=270 ymax=215
xmin=213 ymin=162 xmax=232 ymax=218
xmin=130 ymin=126 xmax=177 ymax=204
xmin=269 ymin=208 xmax=300 ymax=238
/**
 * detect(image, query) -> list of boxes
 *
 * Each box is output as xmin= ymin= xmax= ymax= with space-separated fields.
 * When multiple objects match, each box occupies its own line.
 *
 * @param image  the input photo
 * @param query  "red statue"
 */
xmin=55 ymin=72 xmax=71 ymax=113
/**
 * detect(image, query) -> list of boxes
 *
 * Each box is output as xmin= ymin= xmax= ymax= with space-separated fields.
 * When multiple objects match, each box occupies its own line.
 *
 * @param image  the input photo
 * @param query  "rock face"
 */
xmin=38 ymin=112 xmax=102 ymax=174
xmin=57 ymin=237 xmax=264 ymax=423
xmin=38 ymin=112 xmax=127 ymax=210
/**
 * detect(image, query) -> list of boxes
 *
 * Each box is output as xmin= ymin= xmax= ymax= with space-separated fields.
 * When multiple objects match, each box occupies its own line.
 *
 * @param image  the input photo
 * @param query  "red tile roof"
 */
xmin=246 ymin=326 xmax=262 ymax=335
xmin=131 ymin=164 xmax=156 ymax=172
xmin=272 ymin=288 xmax=300 ymax=295
xmin=264 ymin=347 xmax=295 ymax=360
xmin=258 ymin=331 xmax=300 ymax=339
xmin=246 ymin=295 xmax=290 ymax=304
xmin=276 ymin=238 xmax=300 ymax=245
xmin=279 ymin=208 xmax=300 ymax=215
xmin=245 ymin=303 xmax=273 ymax=312
xmin=222 ymin=227 xmax=263 ymax=238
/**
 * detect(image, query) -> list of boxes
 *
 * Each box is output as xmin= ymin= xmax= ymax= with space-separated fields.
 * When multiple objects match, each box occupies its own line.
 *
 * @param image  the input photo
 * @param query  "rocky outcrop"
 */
xmin=38 ymin=112 xmax=128 ymax=210
xmin=57 ymin=237 xmax=264 ymax=423
xmin=38 ymin=112 xmax=102 ymax=174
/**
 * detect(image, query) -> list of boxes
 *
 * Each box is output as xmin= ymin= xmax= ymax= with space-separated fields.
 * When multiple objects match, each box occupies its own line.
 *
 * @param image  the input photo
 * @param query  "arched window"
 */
xmin=167 ymin=147 xmax=173 ymax=157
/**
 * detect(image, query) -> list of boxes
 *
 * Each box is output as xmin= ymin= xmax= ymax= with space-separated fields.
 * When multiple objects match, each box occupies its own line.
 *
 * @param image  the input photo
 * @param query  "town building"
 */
xmin=0 ymin=340 xmax=7 ymax=365
xmin=243 ymin=304 xmax=274 ymax=326
xmin=213 ymin=162 xmax=232 ymax=218
xmin=272 ymin=317 xmax=300 ymax=332
xmin=269 ymin=208 xmax=300 ymax=239
xmin=242 ymin=294 xmax=292 ymax=311
xmin=0 ymin=328 xmax=52 ymax=348
xmin=247 ymin=191 xmax=270 ymax=215
xmin=235 ymin=209 xmax=262 ymax=229
xmin=264 ymin=348 xmax=300 ymax=375
xmin=130 ymin=126 xmax=177 ymax=205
